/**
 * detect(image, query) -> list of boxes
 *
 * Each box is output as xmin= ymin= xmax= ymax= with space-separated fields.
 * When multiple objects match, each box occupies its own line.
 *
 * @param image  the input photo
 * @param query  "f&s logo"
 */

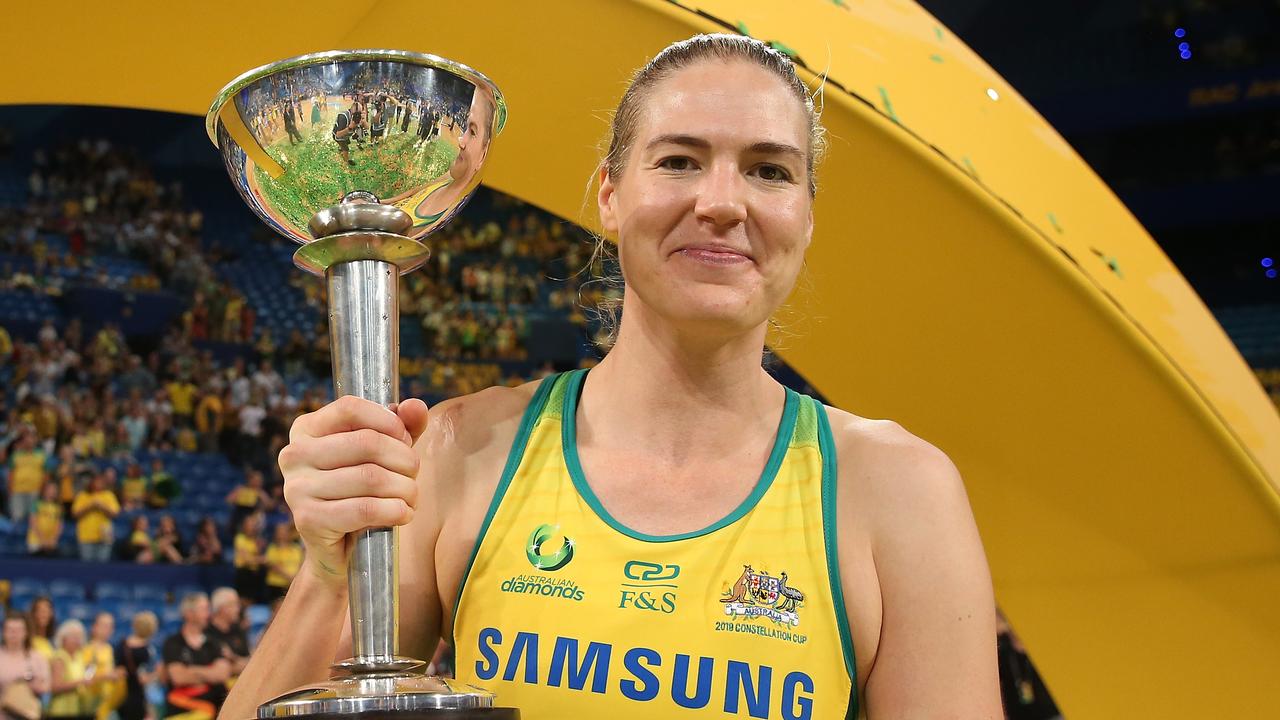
xmin=618 ymin=560 xmax=680 ymax=614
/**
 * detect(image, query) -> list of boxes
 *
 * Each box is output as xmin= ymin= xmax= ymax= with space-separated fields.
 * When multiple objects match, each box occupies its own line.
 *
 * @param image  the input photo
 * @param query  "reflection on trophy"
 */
xmin=206 ymin=50 xmax=516 ymax=719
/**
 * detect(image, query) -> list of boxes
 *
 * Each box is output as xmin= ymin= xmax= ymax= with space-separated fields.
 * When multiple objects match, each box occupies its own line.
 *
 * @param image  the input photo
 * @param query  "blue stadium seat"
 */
xmin=160 ymin=604 xmax=183 ymax=626
xmin=133 ymin=584 xmax=168 ymax=603
xmin=10 ymin=578 xmax=47 ymax=597
xmin=65 ymin=601 xmax=96 ymax=622
xmin=245 ymin=604 xmax=272 ymax=627
xmin=95 ymin=582 xmax=132 ymax=601
xmin=48 ymin=579 xmax=87 ymax=601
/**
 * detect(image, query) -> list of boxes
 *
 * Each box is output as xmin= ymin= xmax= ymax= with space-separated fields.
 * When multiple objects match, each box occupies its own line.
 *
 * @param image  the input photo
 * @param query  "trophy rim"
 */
xmin=204 ymin=48 xmax=507 ymax=146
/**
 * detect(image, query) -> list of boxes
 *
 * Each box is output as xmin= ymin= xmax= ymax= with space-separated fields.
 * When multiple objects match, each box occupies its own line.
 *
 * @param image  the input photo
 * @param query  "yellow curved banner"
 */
xmin=3 ymin=1 xmax=1277 ymax=717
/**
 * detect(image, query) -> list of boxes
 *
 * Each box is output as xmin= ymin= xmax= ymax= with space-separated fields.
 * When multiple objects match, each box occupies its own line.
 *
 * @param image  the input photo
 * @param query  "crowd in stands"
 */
xmin=0 ymin=126 xmax=606 ymax=716
xmin=0 ymin=584 xmax=276 ymax=720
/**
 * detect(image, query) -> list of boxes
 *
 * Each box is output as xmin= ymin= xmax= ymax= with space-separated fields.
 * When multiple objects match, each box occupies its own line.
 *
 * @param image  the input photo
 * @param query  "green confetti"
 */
xmin=961 ymin=155 xmax=979 ymax=179
xmin=736 ymin=20 xmax=750 ymax=36
xmin=877 ymin=86 xmax=900 ymax=124
xmin=831 ymin=0 xmax=850 ymax=7
xmin=929 ymin=53 xmax=944 ymax=63
xmin=1048 ymin=212 xmax=1063 ymax=233
xmin=769 ymin=41 xmax=797 ymax=58
xmin=935 ymin=26 xmax=944 ymax=42
xmin=1107 ymin=258 xmax=1124 ymax=279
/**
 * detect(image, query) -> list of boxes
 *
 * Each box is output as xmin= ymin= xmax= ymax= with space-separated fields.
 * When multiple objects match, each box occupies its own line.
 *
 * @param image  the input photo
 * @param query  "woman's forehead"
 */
xmin=636 ymin=60 xmax=808 ymax=147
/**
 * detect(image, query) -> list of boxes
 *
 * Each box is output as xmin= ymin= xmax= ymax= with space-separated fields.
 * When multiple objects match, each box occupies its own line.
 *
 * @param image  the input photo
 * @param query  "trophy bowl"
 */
xmin=206 ymin=50 xmax=515 ymax=719
xmin=207 ymin=49 xmax=506 ymax=273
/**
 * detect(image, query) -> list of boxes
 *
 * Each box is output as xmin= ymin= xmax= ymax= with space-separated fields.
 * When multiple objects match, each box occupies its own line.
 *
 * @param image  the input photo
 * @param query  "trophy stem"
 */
xmin=327 ymin=259 xmax=402 ymax=668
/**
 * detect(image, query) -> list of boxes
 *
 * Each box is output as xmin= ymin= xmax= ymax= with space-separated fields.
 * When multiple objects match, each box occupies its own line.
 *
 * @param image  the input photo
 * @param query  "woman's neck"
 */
xmin=583 ymin=305 xmax=782 ymax=456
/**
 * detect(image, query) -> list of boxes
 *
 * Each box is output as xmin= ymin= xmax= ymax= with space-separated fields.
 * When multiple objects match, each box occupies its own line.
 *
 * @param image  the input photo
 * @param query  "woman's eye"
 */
xmin=755 ymin=164 xmax=792 ymax=183
xmin=658 ymin=157 xmax=694 ymax=171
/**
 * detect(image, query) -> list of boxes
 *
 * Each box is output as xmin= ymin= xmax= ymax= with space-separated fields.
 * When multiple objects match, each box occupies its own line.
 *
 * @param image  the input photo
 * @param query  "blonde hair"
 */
xmin=132 ymin=611 xmax=158 ymax=641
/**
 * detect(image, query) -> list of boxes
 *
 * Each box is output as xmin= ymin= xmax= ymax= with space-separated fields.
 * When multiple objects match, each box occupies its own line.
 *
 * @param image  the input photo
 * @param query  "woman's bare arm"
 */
xmin=842 ymin=420 xmax=1002 ymax=719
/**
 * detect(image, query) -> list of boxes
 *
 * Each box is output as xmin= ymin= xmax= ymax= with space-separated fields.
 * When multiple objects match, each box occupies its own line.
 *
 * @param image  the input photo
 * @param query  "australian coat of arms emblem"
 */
xmin=720 ymin=564 xmax=805 ymax=626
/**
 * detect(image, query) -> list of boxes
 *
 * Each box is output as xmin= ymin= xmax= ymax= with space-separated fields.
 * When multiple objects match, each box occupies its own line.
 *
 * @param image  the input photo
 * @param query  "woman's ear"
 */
xmin=597 ymin=165 xmax=619 ymax=236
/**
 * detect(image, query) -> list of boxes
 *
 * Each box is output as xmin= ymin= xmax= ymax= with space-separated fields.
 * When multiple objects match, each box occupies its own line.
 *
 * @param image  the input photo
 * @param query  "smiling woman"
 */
xmin=226 ymin=33 xmax=1001 ymax=720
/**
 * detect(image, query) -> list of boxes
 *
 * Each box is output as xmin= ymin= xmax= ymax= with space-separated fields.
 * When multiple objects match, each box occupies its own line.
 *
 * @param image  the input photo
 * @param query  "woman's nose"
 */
xmin=694 ymin=163 xmax=747 ymax=228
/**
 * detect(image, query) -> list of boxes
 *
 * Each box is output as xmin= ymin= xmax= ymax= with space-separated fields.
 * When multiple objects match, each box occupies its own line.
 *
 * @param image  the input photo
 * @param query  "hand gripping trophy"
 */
xmin=206 ymin=50 xmax=516 ymax=719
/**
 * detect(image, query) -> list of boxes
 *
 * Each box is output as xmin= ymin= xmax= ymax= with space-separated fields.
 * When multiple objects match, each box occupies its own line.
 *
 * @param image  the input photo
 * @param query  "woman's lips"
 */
xmin=674 ymin=246 xmax=752 ymax=265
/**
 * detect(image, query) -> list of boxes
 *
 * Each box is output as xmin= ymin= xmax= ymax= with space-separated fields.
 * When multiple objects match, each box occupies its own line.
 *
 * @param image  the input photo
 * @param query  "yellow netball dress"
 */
xmin=453 ymin=370 xmax=857 ymax=719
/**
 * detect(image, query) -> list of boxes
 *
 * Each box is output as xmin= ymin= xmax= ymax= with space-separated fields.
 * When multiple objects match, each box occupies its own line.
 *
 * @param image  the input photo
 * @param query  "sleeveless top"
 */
xmin=48 ymin=648 xmax=88 ymax=717
xmin=452 ymin=370 xmax=857 ymax=719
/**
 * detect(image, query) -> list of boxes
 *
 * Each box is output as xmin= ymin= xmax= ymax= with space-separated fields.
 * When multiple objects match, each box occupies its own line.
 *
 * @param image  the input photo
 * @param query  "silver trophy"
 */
xmin=206 ymin=50 xmax=515 ymax=718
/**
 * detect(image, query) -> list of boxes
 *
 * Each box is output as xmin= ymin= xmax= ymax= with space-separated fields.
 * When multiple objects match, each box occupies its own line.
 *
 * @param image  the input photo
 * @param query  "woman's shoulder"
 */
xmin=820 ymin=404 xmax=967 ymax=525
xmin=420 ymin=378 xmax=547 ymax=455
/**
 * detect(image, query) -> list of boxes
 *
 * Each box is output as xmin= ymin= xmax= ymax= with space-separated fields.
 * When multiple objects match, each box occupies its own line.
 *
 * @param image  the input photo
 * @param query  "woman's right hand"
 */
xmin=279 ymin=395 xmax=430 ymax=589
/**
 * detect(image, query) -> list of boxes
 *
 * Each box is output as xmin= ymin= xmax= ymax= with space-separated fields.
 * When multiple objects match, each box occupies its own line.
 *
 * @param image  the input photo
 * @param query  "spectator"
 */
xmin=24 ymin=599 xmax=53 ymax=660
xmin=167 ymin=375 xmax=197 ymax=428
xmin=189 ymin=517 xmax=222 ymax=566
xmin=0 ymin=612 xmax=51 ymax=720
xmin=26 ymin=481 xmax=62 ymax=556
xmin=120 ymin=516 xmax=153 ymax=563
xmin=225 ymin=469 xmax=270 ymax=538
xmin=71 ymin=472 xmax=119 ymax=562
xmin=232 ymin=514 xmax=266 ymax=604
xmin=81 ymin=612 xmax=114 ymax=716
xmin=146 ymin=458 xmax=177 ymax=509
xmin=111 ymin=611 xmax=157 ymax=720
xmin=52 ymin=446 xmax=83 ymax=512
xmin=193 ymin=391 xmax=223 ymax=453
xmin=5 ymin=430 xmax=46 ymax=523
xmin=153 ymin=514 xmax=186 ymax=564
xmin=205 ymin=589 xmax=249 ymax=680
xmin=160 ymin=593 xmax=229 ymax=718
xmin=263 ymin=522 xmax=302 ymax=603
xmin=119 ymin=462 xmax=147 ymax=511
xmin=48 ymin=619 xmax=91 ymax=719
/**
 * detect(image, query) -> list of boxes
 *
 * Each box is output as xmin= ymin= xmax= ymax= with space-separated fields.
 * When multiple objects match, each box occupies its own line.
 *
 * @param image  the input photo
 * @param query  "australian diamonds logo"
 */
xmin=720 ymin=564 xmax=806 ymax=627
xmin=526 ymin=523 xmax=575 ymax=571
xmin=499 ymin=524 xmax=585 ymax=602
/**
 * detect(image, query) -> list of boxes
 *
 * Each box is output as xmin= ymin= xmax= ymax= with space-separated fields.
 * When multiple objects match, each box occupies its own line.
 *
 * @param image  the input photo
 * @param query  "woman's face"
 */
xmin=2 ymin=619 xmax=26 ymax=649
xmin=61 ymin=627 xmax=84 ymax=652
xmin=31 ymin=600 xmax=52 ymax=629
xmin=92 ymin=614 xmax=113 ymax=642
xmin=599 ymin=59 xmax=812 ymax=338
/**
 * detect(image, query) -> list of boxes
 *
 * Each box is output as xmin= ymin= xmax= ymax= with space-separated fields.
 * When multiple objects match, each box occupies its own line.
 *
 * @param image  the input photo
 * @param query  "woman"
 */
xmin=26 ymin=481 xmax=62 ymax=556
xmin=233 ymin=513 xmax=266 ymax=604
xmin=121 ymin=516 xmax=153 ymax=563
xmin=80 ymin=613 xmax=114 ymax=717
xmin=262 ymin=522 xmax=302 ymax=604
xmin=48 ymin=619 xmax=92 ymax=719
xmin=224 ymin=34 xmax=999 ymax=719
xmin=111 ymin=612 xmax=157 ymax=720
xmin=25 ymin=598 xmax=54 ymax=661
xmin=0 ymin=613 xmax=51 ymax=720
xmin=153 ymin=514 xmax=186 ymax=564
xmin=189 ymin=516 xmax=222 ymax=565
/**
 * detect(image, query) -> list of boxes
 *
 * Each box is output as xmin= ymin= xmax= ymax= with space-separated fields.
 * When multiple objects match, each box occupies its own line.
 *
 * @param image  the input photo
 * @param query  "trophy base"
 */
xmin=257 ymin=671 xmax=518 ymax=719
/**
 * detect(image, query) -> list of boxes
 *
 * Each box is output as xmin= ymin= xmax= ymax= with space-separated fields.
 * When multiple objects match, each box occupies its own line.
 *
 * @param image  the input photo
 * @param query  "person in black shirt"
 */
xmin=113 ymin=611 xmax=158 ymax=720
xmin=282 ymin=101 xmax=303 ymax=145
xmin=205 ymin=588 xmax=249 ymax=680
xmin=160 ymin=593 xmax=228 ymax=718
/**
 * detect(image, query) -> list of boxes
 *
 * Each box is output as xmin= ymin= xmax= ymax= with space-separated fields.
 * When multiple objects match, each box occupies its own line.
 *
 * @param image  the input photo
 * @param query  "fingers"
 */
xmin=294 ymin=496 xmax=413 ymax=535
xmin=281 ymin=429 xmax=419 ymax=479
xmin=294 ymin=464 xmax=419 ymax=507
xmin=397 ymin=399 xmax=430 ymax=445
xmin=292 ymin=395 xmax=410 ymax=445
